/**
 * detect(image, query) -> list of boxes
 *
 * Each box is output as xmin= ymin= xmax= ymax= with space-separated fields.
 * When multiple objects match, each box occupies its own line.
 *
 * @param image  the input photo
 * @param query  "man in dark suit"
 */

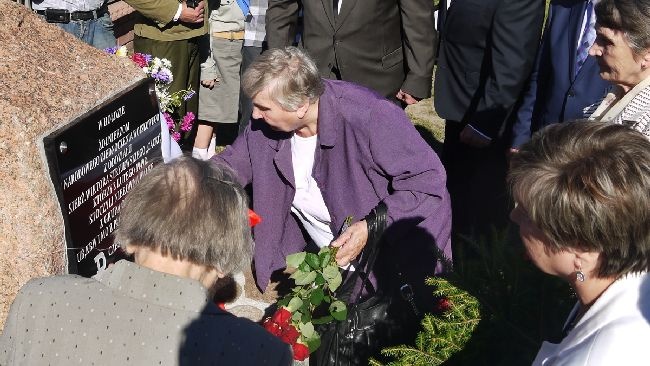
xmin=434 ymin=0 xmax=544 ymax=247
xmin=265 ymin=0 xmax=436 ymax=105
xmin=511 ymin=0 xmax=610 ymax=149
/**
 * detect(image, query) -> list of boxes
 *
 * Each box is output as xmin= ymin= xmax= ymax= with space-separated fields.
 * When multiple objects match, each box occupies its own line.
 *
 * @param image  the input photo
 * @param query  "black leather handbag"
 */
xmin=312 ymin=204 xmax=421 ymax=366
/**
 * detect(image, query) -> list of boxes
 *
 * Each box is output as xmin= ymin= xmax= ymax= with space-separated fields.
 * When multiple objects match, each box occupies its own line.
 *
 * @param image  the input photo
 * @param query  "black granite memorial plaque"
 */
xmin=43 ymin=79 xmax=161 ymax=277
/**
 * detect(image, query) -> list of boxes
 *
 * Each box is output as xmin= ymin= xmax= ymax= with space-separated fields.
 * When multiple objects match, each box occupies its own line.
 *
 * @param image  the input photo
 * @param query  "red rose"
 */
xmin=248 ymin=209 xmax=262 ymax=227
xmin=271 ymin=307 xmax=292 ymax=325
xmin=292 ymin=342 xmax=310 ymax=361
xmin=280 ymin=324 xmax=300 ymax=345
xmin=262 ymin=319 xmax=282 ymax=336
xmin=435 ymin=297 xmax=453 ymax=313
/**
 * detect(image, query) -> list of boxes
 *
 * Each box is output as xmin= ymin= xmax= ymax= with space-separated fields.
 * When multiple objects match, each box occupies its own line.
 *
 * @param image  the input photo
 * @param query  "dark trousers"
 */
xmin=134 ymin=35 xmax=201 ymax=145
xmin=238 ymin=45 xmax=264 ymax=134
xmin=442 ymin=121 xmax=512 ymax=257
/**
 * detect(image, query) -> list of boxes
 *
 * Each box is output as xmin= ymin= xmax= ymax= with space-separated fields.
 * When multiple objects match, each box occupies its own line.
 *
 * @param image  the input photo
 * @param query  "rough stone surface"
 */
xmin=0 ymin=0 xmax=145 ymax=328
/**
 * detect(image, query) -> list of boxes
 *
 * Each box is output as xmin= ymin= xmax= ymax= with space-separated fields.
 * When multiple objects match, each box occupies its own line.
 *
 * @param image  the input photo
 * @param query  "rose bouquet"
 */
xmin=263 ymin=246 xmax=348 ymax=361
xmin=105 ymin=46 xmax=196 ymax=142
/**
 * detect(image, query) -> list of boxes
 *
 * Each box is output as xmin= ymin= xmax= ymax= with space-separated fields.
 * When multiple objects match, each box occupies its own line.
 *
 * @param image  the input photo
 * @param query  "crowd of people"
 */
xmin=2 ymin=0 xmax=650 ymax=365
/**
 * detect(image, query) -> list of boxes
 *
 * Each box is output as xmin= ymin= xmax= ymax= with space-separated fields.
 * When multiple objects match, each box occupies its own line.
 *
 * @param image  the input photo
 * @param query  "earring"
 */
xmin=576 ymin=264 xmax=586 ymax=282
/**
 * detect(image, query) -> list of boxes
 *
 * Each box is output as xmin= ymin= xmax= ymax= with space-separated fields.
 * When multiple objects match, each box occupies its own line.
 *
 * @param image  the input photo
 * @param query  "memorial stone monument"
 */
xmin=0 ymin=0 xmax=152 ymax=327
xmin=0 ymin=0 xmax=277 ymax=332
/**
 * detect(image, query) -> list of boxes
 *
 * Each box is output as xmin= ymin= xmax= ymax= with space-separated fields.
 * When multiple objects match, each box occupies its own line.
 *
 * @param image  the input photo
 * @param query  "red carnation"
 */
xmin=292 ymin=342 xmax=309 ymax=361
xmin=435 ymin=297 xmax=453 ymax=313
xmin=262 ymin=319 xmax=282 ymax=336
xmin=280 ymin=324 xmax=300 ymax=345
xmin=248 ymin=209 xmax=262 ymax=227
xmin=131 ymin=53 xmax=149 ymax=68
xmin=271 ymin=307 xmax=292 ymax=325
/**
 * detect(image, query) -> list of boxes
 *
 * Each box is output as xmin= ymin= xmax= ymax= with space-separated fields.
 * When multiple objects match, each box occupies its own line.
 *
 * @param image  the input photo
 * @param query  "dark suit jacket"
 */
xmin=434 ymin=0 xmax=545 ymax=139
xmin=266 ymin=0 xmax=436 ymax=99
xmin=511 ymin=0 xmax=611 ymax=147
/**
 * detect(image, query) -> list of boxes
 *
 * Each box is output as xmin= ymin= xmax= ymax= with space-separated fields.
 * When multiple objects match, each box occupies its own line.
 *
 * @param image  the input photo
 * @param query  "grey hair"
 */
xmin=596 ymin=0 xmax=650 ymax=54
xmin=508 ymin=122 xmax=650 ymax=278
xmin=114 ymin=156 xmax=253 ymax=275
xmin=242 ymin=47 xmax=324 ymax=111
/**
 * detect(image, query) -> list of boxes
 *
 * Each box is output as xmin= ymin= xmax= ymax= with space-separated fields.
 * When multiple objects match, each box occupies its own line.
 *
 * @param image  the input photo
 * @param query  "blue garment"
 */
xmin=55 ymin=12 xmax=116 ymax=50
xmin=235 ymin=0 xmax=250 ymax=17
xmin=511 ymin=0 xmax=610 ymax=148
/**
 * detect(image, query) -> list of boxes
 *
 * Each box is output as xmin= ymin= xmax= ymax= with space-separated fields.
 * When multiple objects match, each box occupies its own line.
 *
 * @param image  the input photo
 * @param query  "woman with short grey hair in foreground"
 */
xmin=0 ymin=157 xmax=292 ymax=366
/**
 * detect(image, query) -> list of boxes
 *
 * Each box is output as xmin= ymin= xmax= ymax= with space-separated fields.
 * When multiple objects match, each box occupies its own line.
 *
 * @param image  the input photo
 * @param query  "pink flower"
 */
xmin=171 ymin=131 xmax=181 ymax=142
xmin=180 ymin=112 xmax=195 ymax=132
xmin=131 ymin=53 xmax=149 ymax=68
xmin=163 ymin=112 xmax=174 ymax=129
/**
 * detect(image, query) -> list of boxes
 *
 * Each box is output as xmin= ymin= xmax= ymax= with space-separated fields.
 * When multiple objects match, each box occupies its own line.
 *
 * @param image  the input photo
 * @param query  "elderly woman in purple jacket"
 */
xmin=215 ymin=47 xmax=452 ymax=296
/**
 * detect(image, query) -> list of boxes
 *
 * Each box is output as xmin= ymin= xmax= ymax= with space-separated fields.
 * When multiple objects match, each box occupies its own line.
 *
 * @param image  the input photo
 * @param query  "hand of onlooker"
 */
xmin=395 ymin=89 xmax=421 ymax=105
xmin=330 ymin=220 xmax=368 ymax=267
xmin=201 ymin=79 xmax=217 ymax=89
xmin=179 ymin=1 xmax=205 ymax=24
xmin=460 ymin=125 xmax=492 ymax=148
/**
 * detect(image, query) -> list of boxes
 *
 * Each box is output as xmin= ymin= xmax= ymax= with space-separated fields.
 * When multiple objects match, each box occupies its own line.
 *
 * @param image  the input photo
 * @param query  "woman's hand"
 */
xmin=330 ymin=220 xmax=368 ymax=266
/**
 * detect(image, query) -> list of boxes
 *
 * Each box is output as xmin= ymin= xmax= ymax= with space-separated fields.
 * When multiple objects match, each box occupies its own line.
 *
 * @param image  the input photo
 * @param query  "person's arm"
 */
xmin=200 ymin=36 xmax=219 ymax=88
xmin=211 ymin=127 xmax=254 ymax=187
xmin=265 ymin=0 xmax=300 ymax=49
xmin=397 ymin=0 xmax=436 ymax=100
xmin=123 ymin=0 xmax=180 ymax=25
xmin=468 ymin=0 xmax=545 ymax=139
xmin=124 ymin=0 xmax=204 ymax=26
xmin=511 ymin=3 xmax=554 ymax=150
xmin=367 ymin=101 xmax=450 ymax=245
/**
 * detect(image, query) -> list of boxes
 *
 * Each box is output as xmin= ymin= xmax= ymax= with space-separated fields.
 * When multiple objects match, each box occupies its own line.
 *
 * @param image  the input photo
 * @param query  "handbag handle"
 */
xmin=336 ymin=202 xmax=388 ymax=304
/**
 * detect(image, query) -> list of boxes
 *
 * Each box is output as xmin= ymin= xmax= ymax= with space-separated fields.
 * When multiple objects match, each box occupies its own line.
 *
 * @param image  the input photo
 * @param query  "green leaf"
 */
xmin=305 ymin=253 xmax=321 ymax=269
xmin=323 ymin=265 xmax=343 ymax=291
xmin=322 ymin=264 xmax=339 ymax=280
xmin=329 ymin=300 xmax=347 ymax=321
xmin=291 ymin=310 xmax=302 ymax=322
xmin=309 ymin=288 xmax=325 ymax=306
xmin=287 ymin=296 xmax=303 ymax=312
xmin=298 ymin=261 xmax=310 ymax=272
xmin=293 ymin=270 xmax=317 ymax=285
xmin=301 ymin=312 xmax=311 ymax=324
xmin=315 ymin=273 xmax=325 ymax=286
xmin=277 ymin=297 xmax=290 ymax=308
xmin=286 ymin=252 xmax=306 ymax=268
xmin=318 ymin=250 xmax=331 ymax=266
xmin=304 ymin=334 xmax=321 ymax=353
xmin=299 ymin=322 xmax=316 ymax=339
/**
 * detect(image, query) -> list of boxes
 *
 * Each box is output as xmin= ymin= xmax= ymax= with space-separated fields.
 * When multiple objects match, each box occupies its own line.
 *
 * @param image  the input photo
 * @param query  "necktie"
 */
xmin=576 ymin=1 xmax=596 ymax=74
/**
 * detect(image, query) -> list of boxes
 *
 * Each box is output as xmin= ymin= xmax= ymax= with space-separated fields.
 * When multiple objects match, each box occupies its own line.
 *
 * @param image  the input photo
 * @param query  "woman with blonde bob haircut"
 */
xmin=509 ymin=122 xmax=650 ymax=365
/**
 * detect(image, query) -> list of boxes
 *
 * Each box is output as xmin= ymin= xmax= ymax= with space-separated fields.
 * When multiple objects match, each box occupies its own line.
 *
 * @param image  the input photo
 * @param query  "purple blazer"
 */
xmin=215 ymin=80 xmax=452 ymax=289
